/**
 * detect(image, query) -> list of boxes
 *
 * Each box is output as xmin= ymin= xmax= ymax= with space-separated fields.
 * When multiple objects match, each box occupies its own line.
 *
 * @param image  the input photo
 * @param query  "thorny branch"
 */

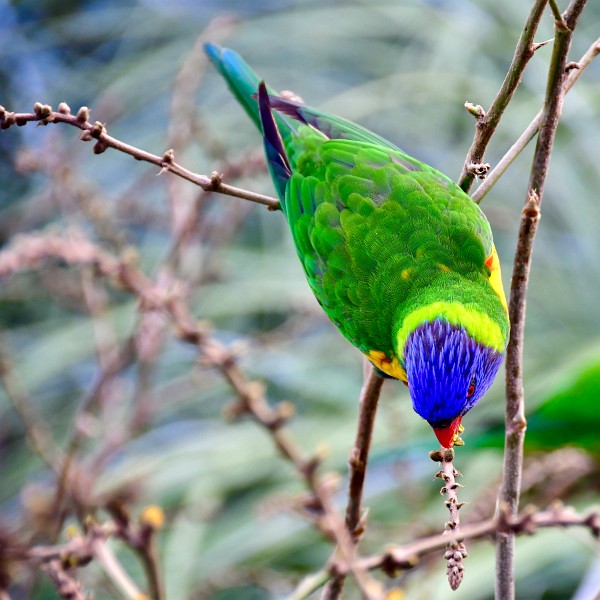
xmin=290 ymin=503 xmax=600 ymax=599
xmin=359 ymin=503 xmax=600 ymax=575
xmin=497 ymin=1 xmax=588 ymax=599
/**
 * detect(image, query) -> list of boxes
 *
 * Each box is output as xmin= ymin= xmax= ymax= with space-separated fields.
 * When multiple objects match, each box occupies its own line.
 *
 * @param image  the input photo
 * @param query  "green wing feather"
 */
xmin=283 ymin=130 xmax=505 ymax=359
xmin=205 ymin=43 xmax=509 ymax=366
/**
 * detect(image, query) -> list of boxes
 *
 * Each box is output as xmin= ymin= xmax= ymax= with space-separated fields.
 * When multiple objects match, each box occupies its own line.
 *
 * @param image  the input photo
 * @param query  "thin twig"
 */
xmin=107 ymin=503 xmax=166 ymax=600
xmin=345 ymin=366 xmax=385 ymax=537
xmin=0 ymin=106 xmax=279 ymax=211
xmin=548 ymin=0 xmax=568 ymax=27
xmin=472 ymin=35 xmax=600 ymax=204
xmin=457 ymin=0 xmax=549 ymax=192
xmin=41 ymin=560 xmax=87 ymax=600
xmin=496 ymin=2 xmax=588 ymax=599
xmin=321 ymin=364 xmax=385 ymax=599
xmin=91 ymin=537 xmax=147 ymax=600
xmin=0 ymin=342 xmax=64 ymax=471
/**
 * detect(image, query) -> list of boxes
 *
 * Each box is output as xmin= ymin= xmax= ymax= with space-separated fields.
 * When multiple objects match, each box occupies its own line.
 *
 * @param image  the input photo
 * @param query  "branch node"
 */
xmin=523 ymin=189 xmax=541 ymax=217
xmin=33 ymin=102 xmax=52 ymax=119
xmin=442 ymin=448 xmax=455 ymax=462
xmin=274 ymin=399 xmax=296 ymax=426
xmin=1 ymin=111 xmax=15 ymax=129
xmin=90 ymin=121 xmax=106 ymax=139
xmin=208 ymin=170 xmax=223 ymax=190
xmin=466 ymin=162 xmax=491 ymax=179
xmin=93 ymin=140 xmax=109 ymax=155
xmin=584 ymin=511 xmax=600 ymax=538
xmin=429 ymin=450 xmax=444 ymax=462
xmin=162 ymin=148 xmax=175 ymax=164
xmin=565 ymin=60 xmax=580 ymax=73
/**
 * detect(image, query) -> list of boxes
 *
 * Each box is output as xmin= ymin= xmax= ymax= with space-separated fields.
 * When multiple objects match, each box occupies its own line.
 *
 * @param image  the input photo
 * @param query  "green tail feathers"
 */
xmin=204 ymin=43 xmax=264 ymax=129
xmin=205 ymin=43 xmax=296 ymax=201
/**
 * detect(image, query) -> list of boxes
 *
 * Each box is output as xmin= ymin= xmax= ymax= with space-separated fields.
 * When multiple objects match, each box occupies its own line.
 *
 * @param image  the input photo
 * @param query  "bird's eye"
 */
xmin=466 ymin=378 xmax=476 ymax=398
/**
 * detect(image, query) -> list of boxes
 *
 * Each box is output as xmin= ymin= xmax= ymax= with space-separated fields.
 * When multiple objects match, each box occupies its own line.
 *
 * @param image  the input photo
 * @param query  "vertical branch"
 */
xmin=458 ymin=0 xmax=549 ymax=192
xmin=345 ymin=365 xmax=385 ymax=537
xmin=496 ymin=191 xmax=541 ymax=599
xmin=496 ymin=1 xmax=587 ymax=598
xmin=321 ymin=363 xmax=385 ymax=600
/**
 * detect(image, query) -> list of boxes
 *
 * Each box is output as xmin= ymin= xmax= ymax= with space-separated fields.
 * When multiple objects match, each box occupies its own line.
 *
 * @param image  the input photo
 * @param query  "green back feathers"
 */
xmin=283 ymin=132 xmax=508 ymax=358
xmin=205 ymin=44 xmax=509 ymax=364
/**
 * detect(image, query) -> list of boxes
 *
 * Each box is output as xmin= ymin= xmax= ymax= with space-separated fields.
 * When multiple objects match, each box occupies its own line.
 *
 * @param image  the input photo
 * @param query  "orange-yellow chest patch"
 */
xmin=485 ymin=244 xmax=508 ymax=313
xmin=366 ymin=350 xmax=408 ymax=382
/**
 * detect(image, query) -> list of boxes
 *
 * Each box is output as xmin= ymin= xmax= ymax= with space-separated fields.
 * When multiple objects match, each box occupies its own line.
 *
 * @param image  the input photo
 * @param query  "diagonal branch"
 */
xmin=0 ymin=105 xmax=279 ymax=210
xmin=0 ymin=342 xmax=65 ymax=471
xmin=0 ymin=231 xmax=383 ymax=599
xmin=457 ymin=0 xmax=549 ymax=192
xmin=471 ymin=34 xmax=600 ymax=204
xmin=291 ymin=503 xmax=600 ymax=595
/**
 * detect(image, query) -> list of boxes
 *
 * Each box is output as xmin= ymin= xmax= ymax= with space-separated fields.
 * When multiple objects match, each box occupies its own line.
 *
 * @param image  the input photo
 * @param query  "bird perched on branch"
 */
xmin=205 ymin=44 xmax=509 ymax=448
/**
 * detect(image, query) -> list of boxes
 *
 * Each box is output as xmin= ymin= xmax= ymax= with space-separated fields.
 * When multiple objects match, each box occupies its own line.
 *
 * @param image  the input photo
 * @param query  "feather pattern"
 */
xmin=404 ymin=319 xmax=503 ymax=427
xmin=205 ymin=43 xmax=510 ymax=442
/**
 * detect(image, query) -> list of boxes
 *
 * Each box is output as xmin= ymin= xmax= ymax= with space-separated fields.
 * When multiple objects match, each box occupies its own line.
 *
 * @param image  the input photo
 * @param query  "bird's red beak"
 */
xmin=433 ymin=416 xmax=463 ymax=448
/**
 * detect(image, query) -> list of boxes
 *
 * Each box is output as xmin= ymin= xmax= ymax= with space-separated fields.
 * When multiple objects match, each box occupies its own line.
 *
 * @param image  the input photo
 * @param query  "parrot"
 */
xmin=205 ymin=44 xmax=510 ymax=448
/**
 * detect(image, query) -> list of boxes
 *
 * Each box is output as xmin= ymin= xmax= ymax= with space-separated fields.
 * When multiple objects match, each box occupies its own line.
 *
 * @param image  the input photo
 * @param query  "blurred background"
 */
xmin=1 ymin=0 xmax=600 ymax=598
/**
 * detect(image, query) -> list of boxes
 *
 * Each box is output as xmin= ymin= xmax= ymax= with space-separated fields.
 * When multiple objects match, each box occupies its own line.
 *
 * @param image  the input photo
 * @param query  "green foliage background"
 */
xmin=1 ymin=1 xmax=600 ymax=598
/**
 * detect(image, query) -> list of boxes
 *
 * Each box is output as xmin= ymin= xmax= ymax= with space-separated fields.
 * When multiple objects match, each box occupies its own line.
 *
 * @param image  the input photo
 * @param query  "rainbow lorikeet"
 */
xmin=205 ymin=44 xmax=510 ymax=448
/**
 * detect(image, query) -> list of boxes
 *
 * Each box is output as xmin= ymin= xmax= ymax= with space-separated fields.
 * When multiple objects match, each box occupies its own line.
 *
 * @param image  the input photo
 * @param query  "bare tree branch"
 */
xmin=0 ymin=105 xmax=279 ymax=210
xmin=457 ymin=0 xmax=549 ymax=192
xmin=496 ymin=2 xmax=588 ymax=599
xmin=41 ymin=560 xmax=88 ymax=600
xmin=321 ymin=363 xmax=385 ymax=599
xmin=359 ymin=504 xmax=600 ymax=575
xmin=471 ymin=35 xmax=600 ymax=204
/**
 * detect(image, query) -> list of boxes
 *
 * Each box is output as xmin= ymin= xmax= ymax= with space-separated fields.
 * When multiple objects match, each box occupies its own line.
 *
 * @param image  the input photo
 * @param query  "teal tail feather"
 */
xmin=204 ymin=43 xmax=264 ymax=130
xmin=205 ymin=43 xmax=295 ymax=201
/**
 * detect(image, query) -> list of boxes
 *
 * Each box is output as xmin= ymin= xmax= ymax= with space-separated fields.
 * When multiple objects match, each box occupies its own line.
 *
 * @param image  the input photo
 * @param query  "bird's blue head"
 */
xmin=404 ymin=319 xmax=503 ymax=447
